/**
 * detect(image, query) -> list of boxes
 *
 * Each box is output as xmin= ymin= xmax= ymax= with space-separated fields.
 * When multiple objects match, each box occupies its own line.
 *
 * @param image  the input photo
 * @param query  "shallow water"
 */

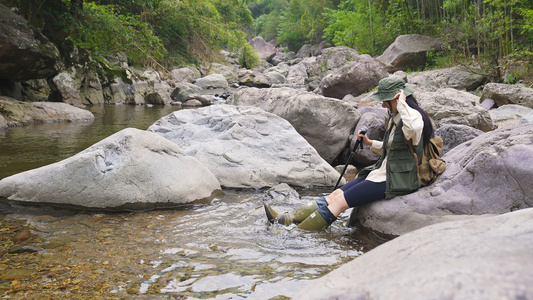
xmin=0 ymin=105 xmax=389 ymax=299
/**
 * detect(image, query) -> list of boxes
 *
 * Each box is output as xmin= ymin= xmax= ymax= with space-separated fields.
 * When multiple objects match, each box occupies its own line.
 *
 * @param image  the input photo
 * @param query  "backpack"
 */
xmin=406 ymin=136 xmax=446 ymax=187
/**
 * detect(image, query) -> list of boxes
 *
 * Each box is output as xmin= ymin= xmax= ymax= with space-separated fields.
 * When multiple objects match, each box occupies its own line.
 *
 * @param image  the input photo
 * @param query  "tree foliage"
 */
xmin=59 ymin=0 xmax=258 ymax=69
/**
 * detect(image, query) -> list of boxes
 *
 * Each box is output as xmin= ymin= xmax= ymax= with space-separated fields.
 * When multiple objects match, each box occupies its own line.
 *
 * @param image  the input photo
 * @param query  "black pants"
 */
xmin=340 ymin=177 xmax=386 ymax=207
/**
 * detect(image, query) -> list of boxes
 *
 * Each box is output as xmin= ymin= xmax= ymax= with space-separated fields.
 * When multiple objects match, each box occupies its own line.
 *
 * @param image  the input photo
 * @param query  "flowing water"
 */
xmin=0 ymin=104 xmax=390 ymax=299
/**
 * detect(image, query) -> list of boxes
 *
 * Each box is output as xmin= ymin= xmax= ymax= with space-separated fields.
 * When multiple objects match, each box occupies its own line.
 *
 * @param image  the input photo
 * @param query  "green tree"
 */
xmin=277 ymin=0 xmax=334 ymax=51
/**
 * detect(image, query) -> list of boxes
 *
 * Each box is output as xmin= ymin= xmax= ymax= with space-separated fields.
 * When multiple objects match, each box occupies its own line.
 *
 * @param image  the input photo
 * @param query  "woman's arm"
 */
xmin=397 ymin=90 xmax=424 ymax=145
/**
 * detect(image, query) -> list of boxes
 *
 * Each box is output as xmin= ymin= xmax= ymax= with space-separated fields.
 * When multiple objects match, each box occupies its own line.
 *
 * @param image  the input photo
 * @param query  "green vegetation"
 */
xmin=5 ymin=0 xmax=533 ymax=82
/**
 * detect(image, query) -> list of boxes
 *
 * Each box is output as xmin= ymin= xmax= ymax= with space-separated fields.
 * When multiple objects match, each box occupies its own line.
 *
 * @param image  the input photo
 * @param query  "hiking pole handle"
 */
xmin=333 ymin=128 xmax=368 ymax=191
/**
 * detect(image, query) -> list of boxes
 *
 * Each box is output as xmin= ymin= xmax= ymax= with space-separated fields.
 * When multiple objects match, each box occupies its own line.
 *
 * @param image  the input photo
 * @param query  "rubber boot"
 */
xmin=297 ymin=205 xmax=337 ymax=231
xmin=264 ymin=197 xmax=326 ymax=225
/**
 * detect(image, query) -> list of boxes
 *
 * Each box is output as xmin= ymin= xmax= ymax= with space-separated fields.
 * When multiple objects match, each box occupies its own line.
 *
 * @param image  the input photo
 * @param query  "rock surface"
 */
xmin=481 ymin=83 xmax=533 ymax=109
xmin=227 ymin=87 xmax=360 ymax=163
xmin=377 ymin=34 xmax=443 ymax=73
xmin=297 ymin=208 xmax=533 ymax=299
xmin=147 ymin=105 xmax=342 ymax=188
xmin=0 ymin=4 xmax=61 ymax=80
xmin=319 ymin=54 xmax=389 ymax=99
xmin=0 ymin=97 xmax=94 ymax=128
xmin=350 ymin=122 xmax=533 ymax=236
xmin=415 ymin=88 xmax=495 ymax=131
xmin=0 ymin=128 xmax=220 ymax=208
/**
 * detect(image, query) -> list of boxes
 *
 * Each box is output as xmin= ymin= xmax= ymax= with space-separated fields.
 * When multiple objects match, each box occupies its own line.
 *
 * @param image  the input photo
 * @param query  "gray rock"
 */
xmin=207 ymin=63 xmax=238 ymax=84
xmin=307 ymin=46 xmax=360 ymax=80
xmin=227 ymin=87 xmax=360 ymax=163
xmin=519 ymin=111 xmax=533 ymax=124
xmin=0 ymin=4 xmax=61 ymax=81
xmin=435 ymin=124 xmax=484 ymax=155
xmin=320 ymin=54 xmax=388 ymax=99
xmin=489 ymin=104 xmax=533 ymax=128
xmin=194 ymin=74 xmax=229 ymax=89
xmin=409 ymin=66 xmax=486 ymax=90
xmin=50 ymin=72 xmax=83 ymax=107
xmin=265 ymin=183 xmax=301 ymax=203
xmin=350 ymin=123 xmax=533 ymax=236
xmin=0 ymin=128 xmax=220 ymax=208
xmin=249 ymin=36 xmax=277 ymax=62
xmin=169 ymin=67 xmax=197 ymax=84
xmin=415 ymin=88 xmax=496 ymax=131
xmin=0 ymin=97 xmax=94 ymax=127
xmin=481 ymin=83 xmax=533 ymax=109
xmin=170 ymin=82 xmax=202 ymax=103
xmin=297 ymin=208 xmax=533 ymax=299
xmin=377 ymin=34 xmax=443 ymax=72
xmin=238 ymin=70 xmax=271 ymax=88
xmin=147 ymin=105 xmax=341 ymax=188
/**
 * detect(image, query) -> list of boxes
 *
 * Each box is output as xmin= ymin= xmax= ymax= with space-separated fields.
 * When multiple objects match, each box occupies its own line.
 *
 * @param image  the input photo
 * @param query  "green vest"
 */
xmin=357 ymin=120 xmax=423 ymax=199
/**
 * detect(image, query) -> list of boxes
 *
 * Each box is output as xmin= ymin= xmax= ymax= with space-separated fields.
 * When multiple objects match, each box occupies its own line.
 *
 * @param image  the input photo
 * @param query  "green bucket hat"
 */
xmin=369 ymin=77 xmax=414 ymax=102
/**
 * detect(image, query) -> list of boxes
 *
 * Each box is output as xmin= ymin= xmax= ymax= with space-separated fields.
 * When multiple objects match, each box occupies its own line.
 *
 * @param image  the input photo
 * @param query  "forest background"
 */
xmin=5 ymin=0 xmax=533 ymax=83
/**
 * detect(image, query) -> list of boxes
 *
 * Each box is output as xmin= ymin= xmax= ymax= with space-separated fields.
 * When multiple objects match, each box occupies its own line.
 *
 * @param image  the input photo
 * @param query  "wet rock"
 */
xmin=147 ymin=105 xmax=341 ymax=188
xmin=0 ymin=128 xmax=221 ymax=209
xmin=298 ymin=208 xmax=533 ymax=299
xmin=0 ymin=97 xmax=94 ymax=127
xmin=0 ymin=268 xmax=36 ymax=281
xmin=350 ymin=123 xmax=533 ymax=236
xmin=8 ymin=245 xmax=41 ymax=254
xmin=265 ymin=183 xmax=300 ymax=203
xmin=227 ymin=87 xmax=360 ymax=163
xmin=12 ymin=228 xmax=34 ymax=244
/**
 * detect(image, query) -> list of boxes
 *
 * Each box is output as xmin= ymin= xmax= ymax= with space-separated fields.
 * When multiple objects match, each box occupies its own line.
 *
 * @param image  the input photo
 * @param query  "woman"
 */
xmin=264 ymin=77 xmax=434 ymax=230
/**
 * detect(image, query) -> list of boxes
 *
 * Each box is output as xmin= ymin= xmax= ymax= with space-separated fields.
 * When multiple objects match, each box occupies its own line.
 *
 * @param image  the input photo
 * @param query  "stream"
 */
xmin=0 ymin=104 xmax=390 ymax=299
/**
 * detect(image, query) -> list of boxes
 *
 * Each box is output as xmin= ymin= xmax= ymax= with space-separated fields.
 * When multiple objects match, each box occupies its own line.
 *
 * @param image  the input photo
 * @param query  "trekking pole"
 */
xmin=333 ymin=127 xmax=367 ymax=191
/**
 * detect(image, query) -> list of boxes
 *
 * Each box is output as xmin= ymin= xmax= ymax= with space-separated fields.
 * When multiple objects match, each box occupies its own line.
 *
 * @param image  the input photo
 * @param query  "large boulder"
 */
xmin=435 ymin=124 xmax=484 ymax=155
xmin=249 ymin=36 xmax=277 ymax=62
xmin=320 ymin=54 xmax=389 ymax=99
xmin=194 ymin=74 xmax=229 ymax=89
xmin=349 ymin=123 xmax=533 ymax=236
xmin=207 ymin=63 xmax=238 ymax=84
xmin=0 ymin=128 xmax=220 ymax=208
xmin=489 ymin=104 xmax=533 ymax=128
xmin=147 ymin=105 xmax=342 ymax=188
xmin=408 ymin=66 xmax=486 ymax=91
xmin=0 ymin=96 xmax=94 ymax=127
xmin=481 ymin=83 xmax=533 ymax=109
xmin=297 ymin=208 xmax=533 ymax=299
xmin=415 ymin=88 xmax=496 ymax=131
xmin=227 ymin=87 xmax=361 ymax=163
xmin=307 ymin=46 xmax=360 ymax=80
xmin=377 ymin=34 xmax=443 ymax=73
xmin=0 ymin=4 xmax=61 ymax=81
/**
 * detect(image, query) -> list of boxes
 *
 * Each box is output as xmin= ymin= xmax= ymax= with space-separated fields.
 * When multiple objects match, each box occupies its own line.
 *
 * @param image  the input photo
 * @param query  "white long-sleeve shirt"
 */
xmin=365 ymin=100 xmax=424 ymax=183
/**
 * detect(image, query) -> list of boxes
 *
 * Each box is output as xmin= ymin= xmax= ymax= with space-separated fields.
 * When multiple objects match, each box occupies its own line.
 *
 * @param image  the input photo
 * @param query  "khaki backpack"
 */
xmin=406 ymin=136 xmax=446 ymax=187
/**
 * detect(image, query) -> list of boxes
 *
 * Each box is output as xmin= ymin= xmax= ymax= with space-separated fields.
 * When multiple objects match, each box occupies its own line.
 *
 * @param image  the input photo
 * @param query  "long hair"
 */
xmin=405 ymin=95 xmax=434 ymax=144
